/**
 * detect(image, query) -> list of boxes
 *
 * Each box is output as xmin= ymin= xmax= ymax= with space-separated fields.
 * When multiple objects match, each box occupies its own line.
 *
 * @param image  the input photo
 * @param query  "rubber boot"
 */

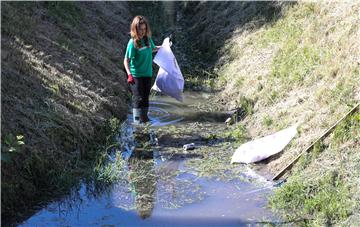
xmin=133 ymin=108 xmax=141 ymax=124
xmin=140 ymin=107 xmax=150 ymax=123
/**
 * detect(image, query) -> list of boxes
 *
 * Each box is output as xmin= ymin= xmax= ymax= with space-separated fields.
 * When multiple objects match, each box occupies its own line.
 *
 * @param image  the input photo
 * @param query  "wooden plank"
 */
xmin=272 ymin=103 xmax=359 ymax=181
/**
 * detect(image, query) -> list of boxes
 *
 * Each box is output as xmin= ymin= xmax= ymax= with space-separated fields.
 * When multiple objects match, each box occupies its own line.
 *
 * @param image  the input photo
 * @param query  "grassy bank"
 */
xmin=176 ymin=1 xmax=359 ymax=225
xmin=269 ymin=111 xmax=359 ymax=225
xmin=1 ymin=2 xmax=131 ymax=224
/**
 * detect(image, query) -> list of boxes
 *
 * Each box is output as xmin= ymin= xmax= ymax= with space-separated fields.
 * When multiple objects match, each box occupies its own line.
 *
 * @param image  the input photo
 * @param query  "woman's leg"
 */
xmin=131 ymin=77 xmax=152 ymax=123
xmin=130 ymin=77 xmax=142 ymax=124
xmin=140 ymin=77 xmax=152 ymax=122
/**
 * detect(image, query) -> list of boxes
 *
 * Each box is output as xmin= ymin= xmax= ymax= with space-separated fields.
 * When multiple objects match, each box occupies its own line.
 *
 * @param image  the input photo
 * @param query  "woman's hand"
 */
xmin=127 ymin=74 xmax=135 ymax=84
xmin=153 ymin=46 xmax=161 ymax=52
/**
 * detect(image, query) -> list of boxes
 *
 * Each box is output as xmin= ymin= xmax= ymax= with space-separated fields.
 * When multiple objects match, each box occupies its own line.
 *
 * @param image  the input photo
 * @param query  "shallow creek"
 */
xmin=20 ymin=92 xmax=279 ymax=226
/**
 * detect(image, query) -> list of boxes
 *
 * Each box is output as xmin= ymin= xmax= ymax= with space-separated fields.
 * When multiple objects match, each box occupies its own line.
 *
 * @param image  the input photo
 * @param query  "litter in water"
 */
xmin=183 ymin=143 xmax=196 ymax=151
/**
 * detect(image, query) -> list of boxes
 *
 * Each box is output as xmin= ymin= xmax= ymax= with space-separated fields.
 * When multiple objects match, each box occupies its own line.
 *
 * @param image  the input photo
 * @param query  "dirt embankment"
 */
xmin=1 ymin=2 xmax=131 ymax=223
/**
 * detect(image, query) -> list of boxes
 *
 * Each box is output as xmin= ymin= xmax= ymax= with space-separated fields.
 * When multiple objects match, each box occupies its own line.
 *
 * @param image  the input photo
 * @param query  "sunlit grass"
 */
xmin=270 ymin=111 xmax=359 ymax=225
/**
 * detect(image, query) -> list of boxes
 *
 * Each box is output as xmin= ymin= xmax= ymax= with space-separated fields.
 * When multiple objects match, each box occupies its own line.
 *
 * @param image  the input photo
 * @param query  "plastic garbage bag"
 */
xmin=231 ymin=124 xmax=298 ymax=164
xmin=152 ymin=37 xmax=184 ymax=102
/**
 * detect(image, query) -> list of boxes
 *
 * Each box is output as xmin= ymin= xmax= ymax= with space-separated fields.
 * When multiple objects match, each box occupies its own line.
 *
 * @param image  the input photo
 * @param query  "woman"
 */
xmin=124 ymin=15 xmax=160 ymax=124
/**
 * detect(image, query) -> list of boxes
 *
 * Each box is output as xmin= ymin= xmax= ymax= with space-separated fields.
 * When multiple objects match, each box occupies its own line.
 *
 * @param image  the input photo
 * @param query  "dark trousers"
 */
xmin=130 ymin=77 xmax=152 ymax=108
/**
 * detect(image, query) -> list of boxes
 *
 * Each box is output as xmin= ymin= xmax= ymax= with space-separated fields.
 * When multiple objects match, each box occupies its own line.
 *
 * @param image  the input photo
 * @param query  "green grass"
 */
xmin=332 ymin=111 xmax=360 ymax=146
xmin=263 ymin=115 xmax=273 ymax=128
xmin=224 ymin=123 xmax=248 ymax=145
xmin=270 ymin=43 xmax=320 ymax=88
xmin=270 ymin=111 xmax=359 ymax=225
xmin=93 ymin=153 xmax=127 ymax=184
xmin=269 ymin=172 xmax=351 ymax=226
xmin=257 ymin=3 xmax=316 ymax=47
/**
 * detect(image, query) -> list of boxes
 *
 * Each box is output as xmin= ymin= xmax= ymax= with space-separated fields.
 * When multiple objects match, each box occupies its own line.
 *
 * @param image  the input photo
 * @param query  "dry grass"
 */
xmin=212 ymin=1 xmax=359 ymax=176
xmin=202 ymin=1 xmax=359 ymax=225
xmin=176 ymin=1 xmax=359 ymax=225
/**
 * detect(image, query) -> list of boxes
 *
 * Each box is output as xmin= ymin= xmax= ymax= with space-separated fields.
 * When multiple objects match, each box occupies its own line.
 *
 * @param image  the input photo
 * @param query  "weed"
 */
xmin=332 ymin=111 xmax=360 ymax=146
xmin=49 ymin=83 xmax=60 ymax=96
xmin=225 ymin=123 xmax=248 ymax=144
xmin=109 ymin=117 xmax=121 ymax=134
xmin=94 ymin=153 xmax=127 ymax=184
xmin=234 ymin=77 xmax=244 ymax=88
xmin=265 ymin=89 xmax=280 ymax=105
xmin=330 ymin=79 xmax=357 ymax=106
xmin=237 ymin=96 xmax=254 ymax=116
xmin=263 ymin=115 xmax=273 ymax=128
xmin=313 ymin=140 xmax=326 ymax=156
xmin=1 ymin=134 xmax=25 ymax=162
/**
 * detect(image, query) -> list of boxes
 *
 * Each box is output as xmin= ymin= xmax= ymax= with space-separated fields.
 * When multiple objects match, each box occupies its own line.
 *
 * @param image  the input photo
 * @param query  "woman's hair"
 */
xmin=130 ymin=15 xmax=152 ymax=49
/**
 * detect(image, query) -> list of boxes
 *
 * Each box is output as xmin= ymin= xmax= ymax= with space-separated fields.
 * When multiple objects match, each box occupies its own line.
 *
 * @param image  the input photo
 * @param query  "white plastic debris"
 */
xmin=225 ymin=117 xmax=233 ymax=125
xmin=152 ymin=37 xmax=184 ymax=102
xmin=231 ymin=124 xmax=298 ymax=164
xmin=183 ymin=143 xmax=195 ymax=151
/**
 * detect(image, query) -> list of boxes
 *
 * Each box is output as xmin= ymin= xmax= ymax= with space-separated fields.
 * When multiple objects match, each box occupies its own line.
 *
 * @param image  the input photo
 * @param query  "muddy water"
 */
xmin=20 ymin=92 xmax=279 ymax=226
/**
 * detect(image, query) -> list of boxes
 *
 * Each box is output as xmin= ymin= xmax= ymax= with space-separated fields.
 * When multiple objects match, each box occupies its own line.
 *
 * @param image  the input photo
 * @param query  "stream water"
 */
xmin=20 ymin=92 xmax=279 ymax=227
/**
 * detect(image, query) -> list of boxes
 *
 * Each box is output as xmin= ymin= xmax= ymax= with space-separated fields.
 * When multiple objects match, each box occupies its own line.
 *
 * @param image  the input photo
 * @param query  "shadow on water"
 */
xmin=19 ymin=92 xmax=280 ymax=226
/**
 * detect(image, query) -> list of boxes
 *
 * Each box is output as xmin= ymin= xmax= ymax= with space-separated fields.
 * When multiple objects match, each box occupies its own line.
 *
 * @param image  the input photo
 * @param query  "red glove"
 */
xmin=127 ymin=74 xmax=135 ymax=84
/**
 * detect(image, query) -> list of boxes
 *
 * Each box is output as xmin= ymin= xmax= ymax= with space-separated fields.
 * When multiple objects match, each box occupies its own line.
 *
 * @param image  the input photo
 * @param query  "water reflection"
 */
xmin=128 ymin=151 xmax=157 ymax=219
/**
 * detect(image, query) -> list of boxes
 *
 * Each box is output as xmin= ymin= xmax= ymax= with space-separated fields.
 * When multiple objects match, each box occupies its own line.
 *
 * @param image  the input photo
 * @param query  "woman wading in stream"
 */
xmin=124 ymin=15 xmax=160 ymax=124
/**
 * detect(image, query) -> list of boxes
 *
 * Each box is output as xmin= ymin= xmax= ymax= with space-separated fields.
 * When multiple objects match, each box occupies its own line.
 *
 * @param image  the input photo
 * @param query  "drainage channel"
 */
xmin=20 ymin=92 xmax=279 ymax=227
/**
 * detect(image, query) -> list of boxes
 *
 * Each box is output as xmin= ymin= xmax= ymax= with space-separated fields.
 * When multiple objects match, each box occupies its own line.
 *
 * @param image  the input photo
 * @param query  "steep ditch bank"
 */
xmin=175 ymin=1 xmax=360 ymax=225
xmin=176 ymin=1 xmax=292 ymax=90
xmin=1 ymin=2 xmax=131 ymax=224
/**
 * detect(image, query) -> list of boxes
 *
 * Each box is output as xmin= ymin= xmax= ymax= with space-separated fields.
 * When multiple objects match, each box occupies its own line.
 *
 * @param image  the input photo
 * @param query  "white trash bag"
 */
xmin=152 ymin=37 xmax=184 ymax=102
xmin=231 ymin=124 xmax=298 ymax=164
